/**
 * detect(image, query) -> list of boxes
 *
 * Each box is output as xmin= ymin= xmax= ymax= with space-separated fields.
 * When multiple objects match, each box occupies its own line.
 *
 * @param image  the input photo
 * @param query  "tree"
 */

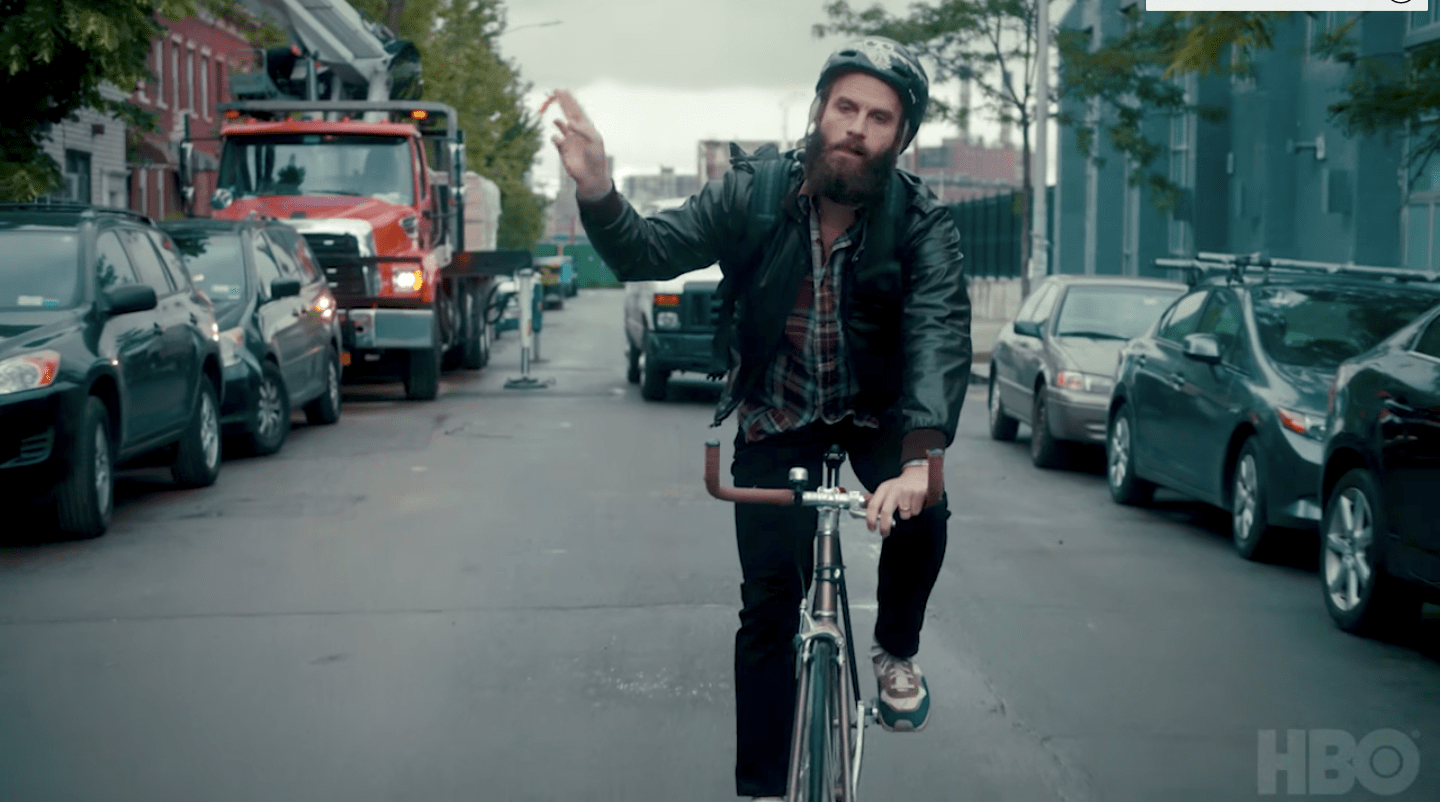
xmin=1058 ymin=11 xmax=1440 ymax=211
xmin=815 ymin=0 xmax=1056 ymax=290
xmin=352 ymin=0 xmax=548 ymax=250
xmin=0 ymin=0 xmax=198 ymax=201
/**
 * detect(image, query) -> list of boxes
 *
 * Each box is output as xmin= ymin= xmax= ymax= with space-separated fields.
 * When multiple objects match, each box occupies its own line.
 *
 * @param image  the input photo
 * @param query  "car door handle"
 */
xmin=151 ymin=323 xmax=164 ymax=337
xmin=1382 ymin=397 xmax=1414 ymax=413
xmin=1136 ymin=354 xmax=1147 ymax=367
xmin=1170 ymin=372 xmax=1187 ymax=390
xmin=190 ymin=312 xmax=199 ymax=325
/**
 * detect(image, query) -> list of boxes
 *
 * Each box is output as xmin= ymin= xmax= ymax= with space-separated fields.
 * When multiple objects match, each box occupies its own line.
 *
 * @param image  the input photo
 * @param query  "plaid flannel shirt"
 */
xmin=738 ymin=193 xmax=880 ymax=443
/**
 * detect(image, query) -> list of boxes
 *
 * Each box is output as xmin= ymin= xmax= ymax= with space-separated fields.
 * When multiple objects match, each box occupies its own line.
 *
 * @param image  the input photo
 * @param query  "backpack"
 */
xmin=707 ymin=142 xmax=909 ymax=380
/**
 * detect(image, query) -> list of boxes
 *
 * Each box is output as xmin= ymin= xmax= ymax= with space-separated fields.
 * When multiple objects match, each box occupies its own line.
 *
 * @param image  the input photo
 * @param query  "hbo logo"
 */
xmin=1258 ymin=729 xmax=1419 ymax=796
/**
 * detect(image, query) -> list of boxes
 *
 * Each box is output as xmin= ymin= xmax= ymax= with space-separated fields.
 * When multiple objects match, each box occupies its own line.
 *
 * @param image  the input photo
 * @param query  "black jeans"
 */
xmin=730 ymin=420 xmax=949 ymax=798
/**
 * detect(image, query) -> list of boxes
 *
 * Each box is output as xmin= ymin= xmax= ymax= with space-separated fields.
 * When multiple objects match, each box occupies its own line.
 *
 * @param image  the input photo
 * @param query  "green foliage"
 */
xmin=1060 ymin=11 xmax=1440 ymax=211
xmin=352 ymin=0 xmax=547 ymax=250
xmin=0 ymin=0 xmax=196 ymax=201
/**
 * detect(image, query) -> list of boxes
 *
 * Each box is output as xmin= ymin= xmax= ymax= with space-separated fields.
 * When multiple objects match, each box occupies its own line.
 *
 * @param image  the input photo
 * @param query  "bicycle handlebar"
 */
xmin=703 ymin=441 xmax=944 ymax=509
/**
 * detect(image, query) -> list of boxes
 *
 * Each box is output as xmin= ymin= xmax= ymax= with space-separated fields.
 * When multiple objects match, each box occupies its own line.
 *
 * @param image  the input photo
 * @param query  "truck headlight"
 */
xmin=0 ymin=350 xmax=60 ymax=395
xmin=655 ymin=311 xmax=680 ymax=330
xmin=392 ymin=267 xmax=423 ymax=293
xmin=219 ymin=327 xmax=245 ymax=367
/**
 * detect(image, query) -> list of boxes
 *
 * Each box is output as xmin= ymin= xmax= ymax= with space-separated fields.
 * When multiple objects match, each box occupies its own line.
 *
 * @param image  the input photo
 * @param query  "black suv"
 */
xmin=163 ymin=218 xmax=343 ymax=457
xmin=0 ymin=204 xmax=224 ymax=539
xmin=1319 ymin=300 xmax=1440 ymax=636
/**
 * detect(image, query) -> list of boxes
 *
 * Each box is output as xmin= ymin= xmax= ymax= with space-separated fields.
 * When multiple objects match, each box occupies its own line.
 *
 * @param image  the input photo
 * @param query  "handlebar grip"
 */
xmin=704 ymin=441 xmax=794 ymax=505
xmin=925 ymin=448 xmax=944 ymax=508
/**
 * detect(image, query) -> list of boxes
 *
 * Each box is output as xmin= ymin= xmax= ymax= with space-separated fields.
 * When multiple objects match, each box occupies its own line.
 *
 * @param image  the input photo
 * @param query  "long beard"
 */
xmin=802 ymin=130 xmax=898 ymax=206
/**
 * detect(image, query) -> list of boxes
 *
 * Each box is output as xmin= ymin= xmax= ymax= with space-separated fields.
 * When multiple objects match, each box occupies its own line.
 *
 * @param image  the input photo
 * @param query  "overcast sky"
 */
xmin=496 ymin=0 xmax=1070 ymax=198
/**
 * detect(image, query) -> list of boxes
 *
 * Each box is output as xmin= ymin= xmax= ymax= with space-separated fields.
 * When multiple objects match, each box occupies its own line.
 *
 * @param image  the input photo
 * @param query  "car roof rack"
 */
xmin=0 ymin=202 xmax=155 ymax=226
xmin=1156 ymin=251 xmax=1440 ymax=288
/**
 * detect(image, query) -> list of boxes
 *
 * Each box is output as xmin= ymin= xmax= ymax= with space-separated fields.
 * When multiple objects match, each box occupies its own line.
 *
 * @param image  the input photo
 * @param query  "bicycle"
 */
xmin=703 ymin=440 xmax=944 ymax=802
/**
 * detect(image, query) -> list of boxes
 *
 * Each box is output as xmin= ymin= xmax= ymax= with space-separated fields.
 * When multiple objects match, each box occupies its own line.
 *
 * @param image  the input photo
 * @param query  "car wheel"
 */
xmin=246 ymin=362 xmax=291 ymax=456
xmin=1230 ymin=439 xmax=1275 ymax=561
xmin=640 ymin=343 xmax=669 ymax=401
xmin=173 ymin=381 xmax=222 ymax=488
xmin=626 ymin=343 xmax=641 ymax=385
xmin=305 ymin=348 xmax=343 ymax=425
xmin=405 ymin=318 xmax=441 ymax=401
xmin=1030 ymin=387 xmax=1066 ymax=469
xmin=54 ymin=397 xmax=114 ymax=539
xmin=987 ymin=372 xmax=1018 ymax=441
xmin=1321 ymin=468 xmax=1422 ymax=636
xmin=1107 ymin=402 xmax=1155 ymax=505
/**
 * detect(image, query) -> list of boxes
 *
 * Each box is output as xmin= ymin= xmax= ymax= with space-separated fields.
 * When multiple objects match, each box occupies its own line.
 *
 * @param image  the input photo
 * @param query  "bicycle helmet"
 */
xmin=815 ymin=37 xmax=929 ymax=150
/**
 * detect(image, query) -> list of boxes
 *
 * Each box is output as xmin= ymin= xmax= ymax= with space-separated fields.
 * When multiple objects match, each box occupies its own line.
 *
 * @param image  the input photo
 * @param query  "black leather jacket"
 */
xmin=578 ymin=149 xmax=972 ymax=453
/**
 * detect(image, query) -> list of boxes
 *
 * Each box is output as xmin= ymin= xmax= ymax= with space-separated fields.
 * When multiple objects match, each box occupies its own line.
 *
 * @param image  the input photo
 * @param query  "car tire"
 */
xmin=988 ymin=372 xmax=1018 ymax=441
xmin=640 ymin=343 xmax=668 ymax=401
xmin=304 ymin=348 xmax=343 ymax=425
xmin=173 ymin=381 xmax=222 ymax=488
xmin=1230 ymin=439 xmax=1275 ymax=561
xmin=626 ymin=343 xmax=641 ymax=385
xmin=461 ymin=285 xmax=485 ymax=370
xmin=246 ymin=362 xmax=291 ymax=456
xmin=1030 ymin=387 xmax=1066 ymax=469
xmin=54 ymin=397 xmax=114 ymax=539
xmin=1107 ymin=402 xmax=1155 ymax=506
xmin=1320 ymin=468 xmax=1422 ymax=636
xmin=405 ymin=318 xmax=441 ymax=401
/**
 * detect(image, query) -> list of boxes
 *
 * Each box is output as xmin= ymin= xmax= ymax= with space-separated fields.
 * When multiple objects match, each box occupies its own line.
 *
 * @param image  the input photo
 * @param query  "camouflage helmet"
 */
xmin=815 ymin=37 xmax=929 ymax=150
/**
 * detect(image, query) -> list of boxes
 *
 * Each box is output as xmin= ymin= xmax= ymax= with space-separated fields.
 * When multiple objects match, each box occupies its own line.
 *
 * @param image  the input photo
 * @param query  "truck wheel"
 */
xmin=462 ymin=284 xmax=485 ymax=370
xmin=304 ymin=347 xmax=343 ymax=425
xmin=54 ymin=397 xmax=113 ymax=539
xmin=173 ymin=381 xmax=222 ymax=488
xmin=246 ymin=362 xmax=291 ymax=456
xmin=405 ymin=318 xmax=441 ymax=401
xmin=640 ymin=344 xmax=669 ymax=401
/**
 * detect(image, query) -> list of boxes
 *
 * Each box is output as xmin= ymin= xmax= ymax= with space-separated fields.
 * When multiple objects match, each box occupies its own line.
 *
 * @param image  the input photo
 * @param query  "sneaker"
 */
xmin=871 ymin=642 xmax=930 ymax=732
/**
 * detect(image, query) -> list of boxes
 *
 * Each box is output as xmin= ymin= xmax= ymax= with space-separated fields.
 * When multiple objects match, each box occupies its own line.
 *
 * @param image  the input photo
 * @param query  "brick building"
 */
xmin=126 ymin=10 xmax=259 ymax=220
xmin=898 ymin=136 xmax=1023 ymax=203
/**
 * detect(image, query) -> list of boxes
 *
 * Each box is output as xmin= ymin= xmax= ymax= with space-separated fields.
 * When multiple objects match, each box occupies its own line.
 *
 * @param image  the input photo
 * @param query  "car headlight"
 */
xmin=219 ymin=327 xmax=245 ymax=367
xmin=1055 ymin=370 xmax=1113 ymax=395
xmin=0 ymin=350 xmax=60 ymax=395
xmin=1277 ymin=407 xmax=1327 ymax=440
xmin=655 ymin=311 xmax=681 ymax=330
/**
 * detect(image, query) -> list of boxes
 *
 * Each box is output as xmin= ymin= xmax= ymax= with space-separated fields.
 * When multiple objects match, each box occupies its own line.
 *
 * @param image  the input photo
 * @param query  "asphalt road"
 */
xmin=4 ymin=288 xmax=1440 ymax=801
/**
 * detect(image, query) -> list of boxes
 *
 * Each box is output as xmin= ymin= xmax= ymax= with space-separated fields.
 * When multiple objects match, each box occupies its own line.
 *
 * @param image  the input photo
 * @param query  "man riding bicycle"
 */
xmin=548 ymin=37 xmax=971 ymax=800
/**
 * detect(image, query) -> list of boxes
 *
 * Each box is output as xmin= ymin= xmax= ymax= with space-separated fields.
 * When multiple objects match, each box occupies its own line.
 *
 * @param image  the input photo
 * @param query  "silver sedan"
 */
xmin=988 ymin=275 xmax=1186 ymax=468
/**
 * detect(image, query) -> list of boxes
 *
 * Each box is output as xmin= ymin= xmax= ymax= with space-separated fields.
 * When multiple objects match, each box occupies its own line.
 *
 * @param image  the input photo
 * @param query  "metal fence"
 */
xmin=947 ymin=186 xmax=1053 ymax=278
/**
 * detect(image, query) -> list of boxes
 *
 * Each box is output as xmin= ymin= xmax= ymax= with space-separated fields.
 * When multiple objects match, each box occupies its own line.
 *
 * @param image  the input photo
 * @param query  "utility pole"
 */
xmin=1028 ymin=0 xmax=1050 ymax=293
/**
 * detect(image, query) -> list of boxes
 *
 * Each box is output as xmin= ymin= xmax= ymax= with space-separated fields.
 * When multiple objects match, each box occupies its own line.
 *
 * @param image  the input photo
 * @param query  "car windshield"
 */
xmin=218 ymin=133 xmax=415 ymax=205
xmin=1252 ymin=285 xmax=1440 ymax=369
xmin=168 ymin=230 xmax=247 ymax=309
xmin=1054 ymin=285 xmax=1185 ymax=340
xmin=0 ymin=230 xmax=80 ymax=310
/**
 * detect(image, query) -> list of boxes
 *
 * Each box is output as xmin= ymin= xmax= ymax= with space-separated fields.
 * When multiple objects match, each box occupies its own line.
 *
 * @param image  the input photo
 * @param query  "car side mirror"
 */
xmin=1182 ymin=333 xmax=1222 ymax=364
xmin=271 ymin=277 xmax=302 ymax=299
xmin=1013 ymin=319 xmax=1043 ymax=338
xmin=104 ymin=284 xmax=158 ymax=315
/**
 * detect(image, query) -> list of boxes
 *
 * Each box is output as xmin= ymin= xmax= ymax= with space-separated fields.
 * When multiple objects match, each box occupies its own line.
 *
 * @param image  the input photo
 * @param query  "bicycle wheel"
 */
xmin=804 ymin=639 xmax=842 ymax=802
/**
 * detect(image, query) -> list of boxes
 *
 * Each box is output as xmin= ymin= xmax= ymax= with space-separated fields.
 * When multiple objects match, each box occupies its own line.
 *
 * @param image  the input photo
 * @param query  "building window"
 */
xmin=153 ymin=40 xmax=166 ymax=108
xmin=918 ymin=147 xmax=949 ymax=169
xmin=63 ymin=150 xmax=92 ymax=203
xmin=200 ymin=54 xmax=210 ymax=118
xmin=1167 ymin=78 xmax=1196 ymax=255
xmin=1406 ymin=146 xmax=1439 ymax=270
xmin=186 ymin=45 xmax=195 ymax=113
xmin=1309 ymin=12 xmax=1355 ymax=59
xmin=1411 ymin=8 xmax=1440 ymax=31
xmin=171 ymin=40 xmax=180 ymax=111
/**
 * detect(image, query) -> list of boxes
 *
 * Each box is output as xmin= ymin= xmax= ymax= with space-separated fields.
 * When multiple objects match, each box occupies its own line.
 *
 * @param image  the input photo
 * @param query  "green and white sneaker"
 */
xmin=871 ymin=642 xmax=930 ymax=732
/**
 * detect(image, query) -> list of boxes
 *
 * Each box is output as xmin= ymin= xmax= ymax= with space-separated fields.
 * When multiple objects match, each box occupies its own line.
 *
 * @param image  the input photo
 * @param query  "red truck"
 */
xmin=192 ymin=99 xmax=525 ymax=400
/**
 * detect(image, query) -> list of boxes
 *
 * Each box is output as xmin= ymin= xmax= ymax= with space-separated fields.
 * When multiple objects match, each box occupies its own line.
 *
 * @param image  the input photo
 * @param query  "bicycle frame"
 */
xmin=703 ymin=440 xmax=942 ymax=802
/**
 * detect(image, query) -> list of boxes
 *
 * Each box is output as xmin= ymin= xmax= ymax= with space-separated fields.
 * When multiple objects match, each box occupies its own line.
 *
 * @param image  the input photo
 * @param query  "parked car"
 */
xmin=162 ymin=218 xmax=343 ymax=457
xmin=0 ymin=204 xmax=223 ymax=539
xmin=623 ymin=262 xmax=725 ymax=400
xmin=1106 ymin=268 xmax=1440 ymax=560
xmin=988 ymin=275 xmax=1186 ymax=467
xmin=1318 ymin=300 xmax=1440 ymax=636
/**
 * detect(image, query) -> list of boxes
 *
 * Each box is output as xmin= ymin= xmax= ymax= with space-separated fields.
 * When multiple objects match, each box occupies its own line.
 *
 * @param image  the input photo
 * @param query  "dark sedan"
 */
xmin=988 ymin=275 xmax=1185 ymax=467
xmin=1106 ymin=276 xmax=1440 ymax=560
xmin=1 ymin=205 xmax=223 ymax=539
xmin=164 ymin=219 xmax=343 ymax=456
xmin=1319 ymin=301 xmax=1440 ymax=636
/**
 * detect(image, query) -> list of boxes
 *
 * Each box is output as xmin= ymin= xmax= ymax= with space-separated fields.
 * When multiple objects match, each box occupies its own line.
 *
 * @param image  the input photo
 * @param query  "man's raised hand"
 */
xmin=544 ymin=90 xmax=612 ymax=202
